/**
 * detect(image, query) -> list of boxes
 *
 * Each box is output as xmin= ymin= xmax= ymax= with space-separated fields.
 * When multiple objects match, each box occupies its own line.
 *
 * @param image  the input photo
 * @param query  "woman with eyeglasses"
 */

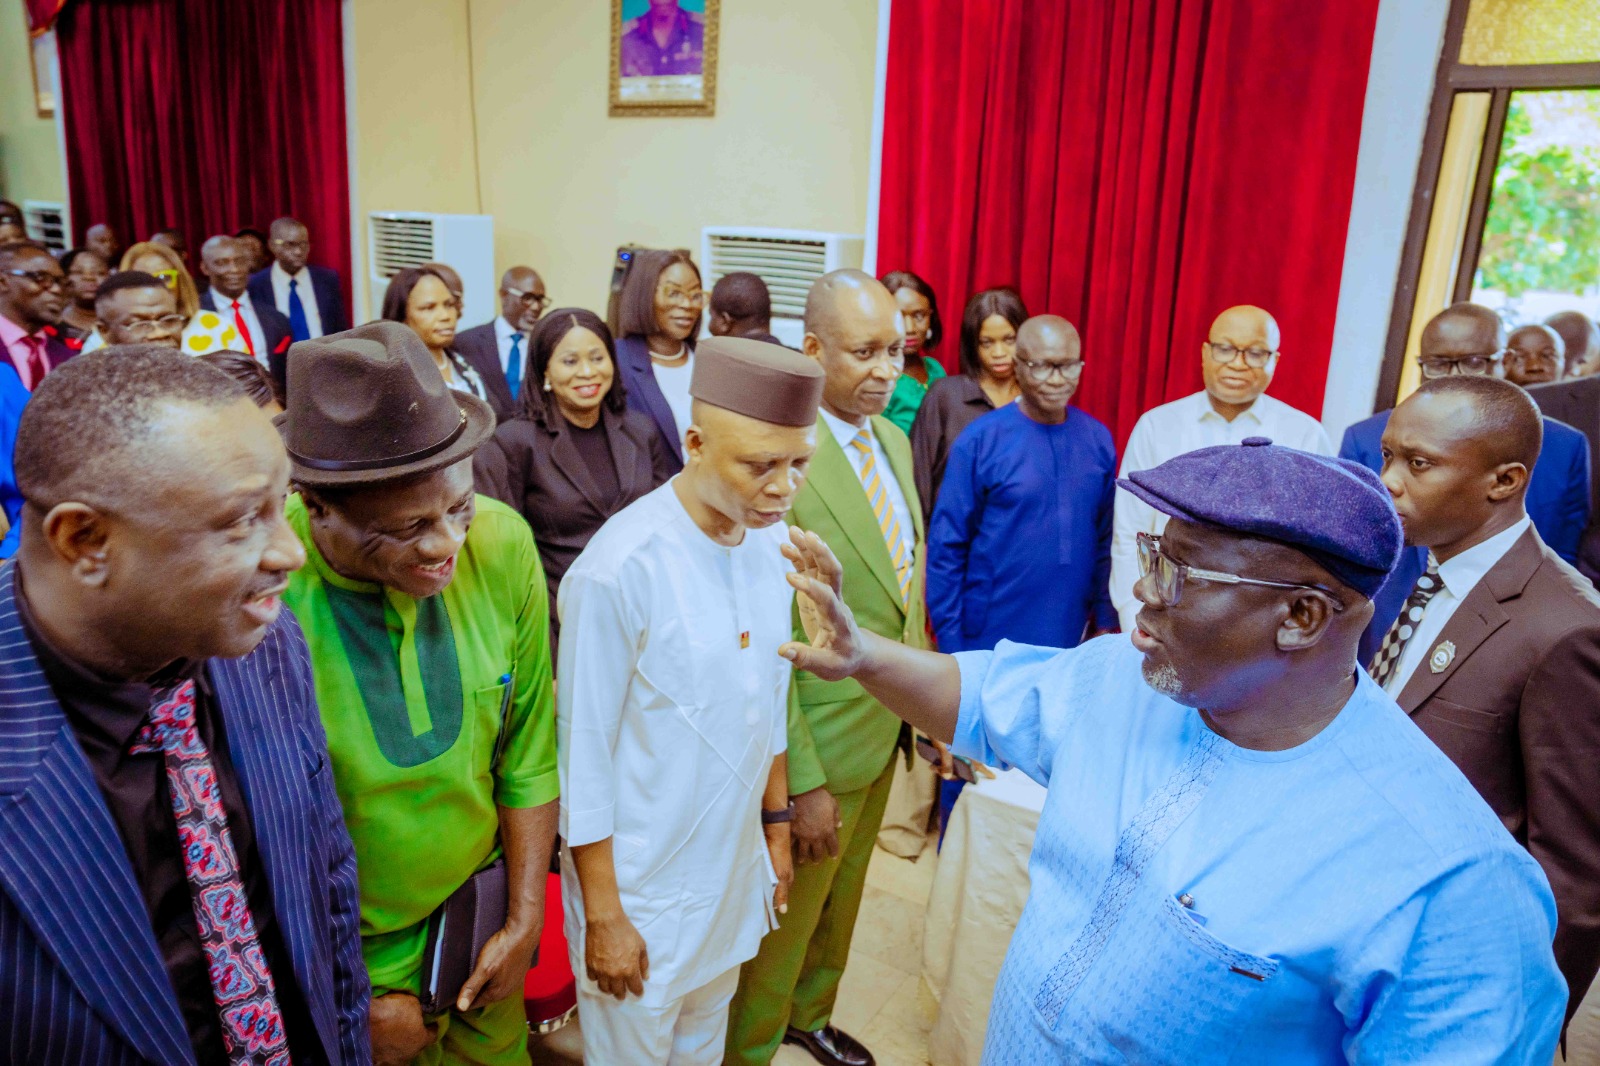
xmin=613 ymin=248 xmax=704 ymax=474
xmin=880 ymin=270 xmax=947 ymax=435
xmin=910 ymin=287 xmax=1028 ymax=522
xmin=55 ymin=248 xmax=109 ymax=347
xmin=380 ymin=265 xmax=490 ymax=404
xmin=474 ymin=308 xmax=674 ymax=647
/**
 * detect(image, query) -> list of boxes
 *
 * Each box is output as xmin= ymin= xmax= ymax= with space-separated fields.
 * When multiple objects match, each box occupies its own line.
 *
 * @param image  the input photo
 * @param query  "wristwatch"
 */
xmin=761 ymin=802 xmax=796 ymax=825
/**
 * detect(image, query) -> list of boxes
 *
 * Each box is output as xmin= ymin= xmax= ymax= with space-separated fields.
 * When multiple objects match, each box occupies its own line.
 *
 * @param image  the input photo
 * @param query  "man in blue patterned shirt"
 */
xmin=776 ymin=438 xmax=1565 ymax=1063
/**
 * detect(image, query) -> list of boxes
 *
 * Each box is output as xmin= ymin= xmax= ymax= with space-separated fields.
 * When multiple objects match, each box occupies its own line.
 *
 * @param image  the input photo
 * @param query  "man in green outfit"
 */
xmin=726 ymin=271 xmax=931 ymax=1066
xmin=279 ymin=321 xmax=559 ymax=1066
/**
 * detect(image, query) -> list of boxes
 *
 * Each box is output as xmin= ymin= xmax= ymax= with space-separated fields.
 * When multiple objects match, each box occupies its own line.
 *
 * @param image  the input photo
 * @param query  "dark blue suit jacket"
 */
xmin=200 ymin=290 xmax=295 ymax=395
xmin=247 ymin=264 xmax=349 ymax=338
xmin=615 ymin=334 xmax=685 ymax=474
xmin=1341 ymin=408 xmax=1594 ymax=664
xmin=0 ymin=568 xmax=370 ymax=1065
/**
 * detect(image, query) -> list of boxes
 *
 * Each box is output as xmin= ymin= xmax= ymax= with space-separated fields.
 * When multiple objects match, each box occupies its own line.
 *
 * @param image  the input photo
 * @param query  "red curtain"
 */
xmin=877 ymin=0 xmax=1380 ymax=446
xmin=56 ymin=0 xmax=351 ymax=309
xmin=25 ymin=0 xmax=68 ymax=35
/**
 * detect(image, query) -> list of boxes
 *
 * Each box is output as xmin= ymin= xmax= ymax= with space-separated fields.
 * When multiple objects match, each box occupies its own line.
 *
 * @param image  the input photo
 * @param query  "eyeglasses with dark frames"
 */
xmin=1206 ymin=342 xmax=1277 ymax=369
xmin=1016 ymin=356 xmax=1085 ymax=383
xmin=1417 ymin=351 xmax=1504 ymax=379
xmin=1136 ymin=533 xmax=1343 ymax=610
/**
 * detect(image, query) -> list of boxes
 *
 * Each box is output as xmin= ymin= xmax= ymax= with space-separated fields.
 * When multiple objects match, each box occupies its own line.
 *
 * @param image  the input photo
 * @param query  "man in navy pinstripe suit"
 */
xmin=0 ymin=346 xmax=371 ymax=1065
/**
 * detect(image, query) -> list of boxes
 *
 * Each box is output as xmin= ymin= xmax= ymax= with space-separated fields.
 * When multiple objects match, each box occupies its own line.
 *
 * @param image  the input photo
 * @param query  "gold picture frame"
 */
xmin=609 ymin=0 xmax=719 ymax=118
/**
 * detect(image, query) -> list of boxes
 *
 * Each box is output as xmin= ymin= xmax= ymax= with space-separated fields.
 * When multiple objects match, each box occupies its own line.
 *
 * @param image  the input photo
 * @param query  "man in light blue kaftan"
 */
xmin=775 ymin=437 xmax=1566 ymax=1065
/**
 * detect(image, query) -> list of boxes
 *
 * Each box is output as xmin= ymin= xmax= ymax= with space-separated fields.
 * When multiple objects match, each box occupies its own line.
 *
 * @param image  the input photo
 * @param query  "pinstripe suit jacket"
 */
xmin=0 ymin=565 xmax=371 ymax=1065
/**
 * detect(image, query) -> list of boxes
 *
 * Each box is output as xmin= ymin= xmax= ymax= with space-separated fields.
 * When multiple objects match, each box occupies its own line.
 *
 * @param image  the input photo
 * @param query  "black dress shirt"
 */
xmin=909 ymin=373 xmax=996 ymax=523
xmin=15 ymin=578 xmax=315 ymax=1064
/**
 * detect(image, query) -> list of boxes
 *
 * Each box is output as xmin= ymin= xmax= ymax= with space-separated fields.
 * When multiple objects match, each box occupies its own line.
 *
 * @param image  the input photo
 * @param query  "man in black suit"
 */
xmin=199 ymin=235 xmax=294 ymax=391
xmin=0 ymin=241 xmax=74 ymax=390
xmin=709 ymin=271 xmax=787 ymax=348
xmin=1532 ymin=312 xmax=1600 ymax=585
xmin=453 ymin=264 xmax=547 ymax=422
xmin=247 ymin=217 xmax=348 ymax=341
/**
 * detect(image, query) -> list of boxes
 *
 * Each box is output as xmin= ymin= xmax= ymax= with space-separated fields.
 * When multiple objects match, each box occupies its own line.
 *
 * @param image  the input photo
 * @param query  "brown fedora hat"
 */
xmin=281 ymin=320 xmax=496 ymax=487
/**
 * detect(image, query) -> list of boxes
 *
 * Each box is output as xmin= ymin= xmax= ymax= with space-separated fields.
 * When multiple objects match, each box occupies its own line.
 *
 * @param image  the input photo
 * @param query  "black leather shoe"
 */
xmin=782 ymin=1024 xmax=876 ymax=1066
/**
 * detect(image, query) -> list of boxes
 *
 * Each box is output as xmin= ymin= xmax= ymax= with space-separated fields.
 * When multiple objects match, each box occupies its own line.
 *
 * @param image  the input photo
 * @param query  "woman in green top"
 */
xmin=880 ymin=269 xmax=947 ymax=435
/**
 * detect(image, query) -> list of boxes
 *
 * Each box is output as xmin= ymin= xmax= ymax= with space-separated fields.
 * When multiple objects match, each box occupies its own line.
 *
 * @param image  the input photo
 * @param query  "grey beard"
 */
xmin=1143 ymin=661 xmax=1184 ymax=698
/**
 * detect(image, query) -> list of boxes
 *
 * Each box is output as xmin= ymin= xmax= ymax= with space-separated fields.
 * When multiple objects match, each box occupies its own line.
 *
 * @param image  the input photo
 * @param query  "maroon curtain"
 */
xmin=877 ymin=0 xmax=1380 ymax=447
xmin=56 ymin=0 xmax=350 ymax=309
xmin=25 ymin=0 xmax=69 ymax=35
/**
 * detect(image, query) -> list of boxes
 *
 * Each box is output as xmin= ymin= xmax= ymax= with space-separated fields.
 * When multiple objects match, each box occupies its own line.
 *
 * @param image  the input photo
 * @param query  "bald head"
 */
xmin=200 ymin=235 xmax=252 ymax=299
xmin=498 ymin=265 xmax=545 ymax=330
xmin=1016 ymin=314 xmax=1081 ymax=361
xmin=802 ymin=270 xmax=904 ymax=422
xmin=1545 ymin=310 xmax=1599 ymax=377
xmin=804 ymin=269 xmax=897 ymax=347
xmin=1208 ymin=305 xmax=1280 ymax=351
xmin=1420 ymin=302 xmax=1504 ymax=358
xmin=1505 ymin=323 xmax=1564 ymax=387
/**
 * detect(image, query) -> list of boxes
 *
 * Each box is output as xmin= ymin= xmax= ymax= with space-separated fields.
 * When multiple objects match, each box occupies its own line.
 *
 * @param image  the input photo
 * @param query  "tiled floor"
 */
xmin=530 ymin=838 xmax=944 ymax=1065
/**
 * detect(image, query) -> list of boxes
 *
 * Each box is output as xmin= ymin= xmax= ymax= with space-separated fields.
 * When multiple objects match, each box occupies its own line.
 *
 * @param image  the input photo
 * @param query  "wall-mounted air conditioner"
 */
xmin=368 ymin=212 xmax=495 ymax=327
xmin=23 ymin=201 xmax=68 ymax=255
xmin=701 ymin=227 xmax=865 ymax=348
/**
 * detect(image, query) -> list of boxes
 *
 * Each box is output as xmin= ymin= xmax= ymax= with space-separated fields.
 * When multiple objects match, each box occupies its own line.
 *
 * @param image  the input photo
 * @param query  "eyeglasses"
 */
xmin=1136 ymin=533 xmax=1343 ymax=609
xmin=1417 ymin=351 xmax=1502 ymax=379
xmin=504 ymin=286 xmax=550 ymax=311
xmin=119 ymin=314 xmax=188 ymax=339
xmin=658 ymin=286 xmax=705 ymax=308
xmin=1016 ymin=356 xmax=1084 ymax=383
xmin=4 ymin=268 xmax=65 ymax=291
xmin=1206 ymin=342 xmax=1277 ymax=369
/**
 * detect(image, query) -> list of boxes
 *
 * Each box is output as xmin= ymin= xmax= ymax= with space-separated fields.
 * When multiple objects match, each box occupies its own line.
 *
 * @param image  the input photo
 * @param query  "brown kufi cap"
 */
xmin=689 ymin=336 xmax=824 ymax=427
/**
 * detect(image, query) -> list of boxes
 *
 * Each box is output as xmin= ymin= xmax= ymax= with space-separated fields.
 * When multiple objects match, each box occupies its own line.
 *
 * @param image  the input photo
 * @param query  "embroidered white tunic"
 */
xmin=557 ymin=482 xmax=792 ymax=1004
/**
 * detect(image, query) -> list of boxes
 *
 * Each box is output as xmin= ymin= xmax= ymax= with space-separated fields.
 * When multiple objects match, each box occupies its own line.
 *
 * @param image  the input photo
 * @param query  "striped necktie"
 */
xmin=848 ymin=427 xmax=912 ymax=608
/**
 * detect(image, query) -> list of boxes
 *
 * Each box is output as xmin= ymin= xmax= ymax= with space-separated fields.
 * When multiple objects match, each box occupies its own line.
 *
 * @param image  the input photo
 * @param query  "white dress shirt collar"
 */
xmin=1182 ymin=388 xmax=1267 ymax=427
xmin=1432 ymin=516 xmax=1534 ymax=604
xmin=819 ymin=406 xmax=870 ymax=449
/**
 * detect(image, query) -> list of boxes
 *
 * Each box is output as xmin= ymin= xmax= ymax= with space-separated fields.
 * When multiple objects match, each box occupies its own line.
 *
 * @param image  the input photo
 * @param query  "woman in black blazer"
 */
xmin=474 ymin=308 xmax=675 ymax=644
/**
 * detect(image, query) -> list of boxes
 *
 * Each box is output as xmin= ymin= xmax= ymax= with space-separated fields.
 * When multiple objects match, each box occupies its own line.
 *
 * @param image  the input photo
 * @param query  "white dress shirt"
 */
xmin=556 ymin=482 xmax=791 ymax=1005
xmin=1111 ymin=390 xmax=1334 ymax=629
xmin=820 ymin=407 xmax=917 ymax=565
xmin=1383 ymin=517 xmax=1532 ymax=695
xmin=270 ymin=262 xmax=325 ymax=339
xmin=217 ymin=289 xmax=268 ymax=362
xmin=492 ymin=314 xmax=527 ymax=379
xmin=653 ymin=348 xmax=694 ymax=442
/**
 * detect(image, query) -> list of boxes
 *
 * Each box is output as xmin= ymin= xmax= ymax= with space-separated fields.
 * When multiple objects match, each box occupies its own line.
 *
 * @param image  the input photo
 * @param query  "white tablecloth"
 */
xmin=921 ymin=767 xmax=1047 ymax=1066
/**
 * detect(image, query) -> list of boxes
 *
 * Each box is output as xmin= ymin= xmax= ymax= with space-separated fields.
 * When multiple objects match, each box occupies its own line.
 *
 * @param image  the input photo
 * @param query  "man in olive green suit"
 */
xmin=726 ymin=271 xmax=931 ymax=1066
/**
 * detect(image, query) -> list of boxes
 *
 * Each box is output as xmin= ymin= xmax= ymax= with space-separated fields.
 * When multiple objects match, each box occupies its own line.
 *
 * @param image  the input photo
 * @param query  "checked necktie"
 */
xmin=1368 ymin=556 xmax=1443 ymax=689
xmin=130 ymin=681 xmax=291 ymax=1066
xmin=849 ymin=427 xmax=913 ymax=608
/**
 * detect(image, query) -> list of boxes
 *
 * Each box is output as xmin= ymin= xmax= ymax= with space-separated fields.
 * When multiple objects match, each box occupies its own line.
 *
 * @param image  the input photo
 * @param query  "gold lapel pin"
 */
xmin=1429 ymin=639 xmax=1456 ymax=674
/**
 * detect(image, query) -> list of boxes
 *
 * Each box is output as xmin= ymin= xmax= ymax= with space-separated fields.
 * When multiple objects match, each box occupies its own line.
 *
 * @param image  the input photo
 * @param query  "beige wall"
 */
xmin=0 ymin=18 xmax=65 ymax=207
xmin=348 ymin=0 xmax=880 ymax=315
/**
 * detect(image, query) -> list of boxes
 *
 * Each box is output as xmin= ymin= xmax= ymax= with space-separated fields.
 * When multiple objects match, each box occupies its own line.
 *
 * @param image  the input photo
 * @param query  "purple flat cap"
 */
xmin=1117 ymin=436 xmax=1402 ymax=598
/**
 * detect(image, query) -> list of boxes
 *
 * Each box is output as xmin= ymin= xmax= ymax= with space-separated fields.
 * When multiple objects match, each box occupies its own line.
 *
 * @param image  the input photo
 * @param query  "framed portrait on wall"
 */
xmin=609 ymin=0 xmax=719 ymax=117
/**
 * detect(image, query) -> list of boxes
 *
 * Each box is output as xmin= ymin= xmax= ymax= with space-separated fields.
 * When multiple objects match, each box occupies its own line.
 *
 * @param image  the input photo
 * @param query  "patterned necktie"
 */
xmin=230 ymin=300 xmax=256 ymax=356
xmin=130 ymin=681 xmax=292 ymax=1066
xmin=286 ymin=278 xmax=311 ymax=342
xmin=1368 ymin=557 xmax=1443 ymax=689
xmin=848 ymin=427 xmax=913 ymax=608
xmin=506 ymin=332 xmax=524 ymax=400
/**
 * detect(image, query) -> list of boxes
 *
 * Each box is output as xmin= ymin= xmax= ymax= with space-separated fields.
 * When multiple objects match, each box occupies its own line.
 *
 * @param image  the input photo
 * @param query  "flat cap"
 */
xmin=690 ymin=336 xmax=824 ymax=428
xmin=1118 ymin=436 xmax=1402 ymax=598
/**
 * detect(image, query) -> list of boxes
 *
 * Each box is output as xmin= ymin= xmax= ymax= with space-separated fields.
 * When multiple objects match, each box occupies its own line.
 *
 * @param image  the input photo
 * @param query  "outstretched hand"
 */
xmin=780 ymin=528 xmax=865 ymax=682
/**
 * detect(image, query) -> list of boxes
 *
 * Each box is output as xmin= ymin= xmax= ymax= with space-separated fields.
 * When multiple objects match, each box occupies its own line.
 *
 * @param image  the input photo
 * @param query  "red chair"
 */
xmin=525 ymin=871 xmax=577 ymax=1033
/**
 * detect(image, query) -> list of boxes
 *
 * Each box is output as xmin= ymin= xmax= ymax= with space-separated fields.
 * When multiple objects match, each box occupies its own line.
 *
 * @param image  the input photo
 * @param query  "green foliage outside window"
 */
xmin=1476 ymin=91 xmax=1600 ymax=299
